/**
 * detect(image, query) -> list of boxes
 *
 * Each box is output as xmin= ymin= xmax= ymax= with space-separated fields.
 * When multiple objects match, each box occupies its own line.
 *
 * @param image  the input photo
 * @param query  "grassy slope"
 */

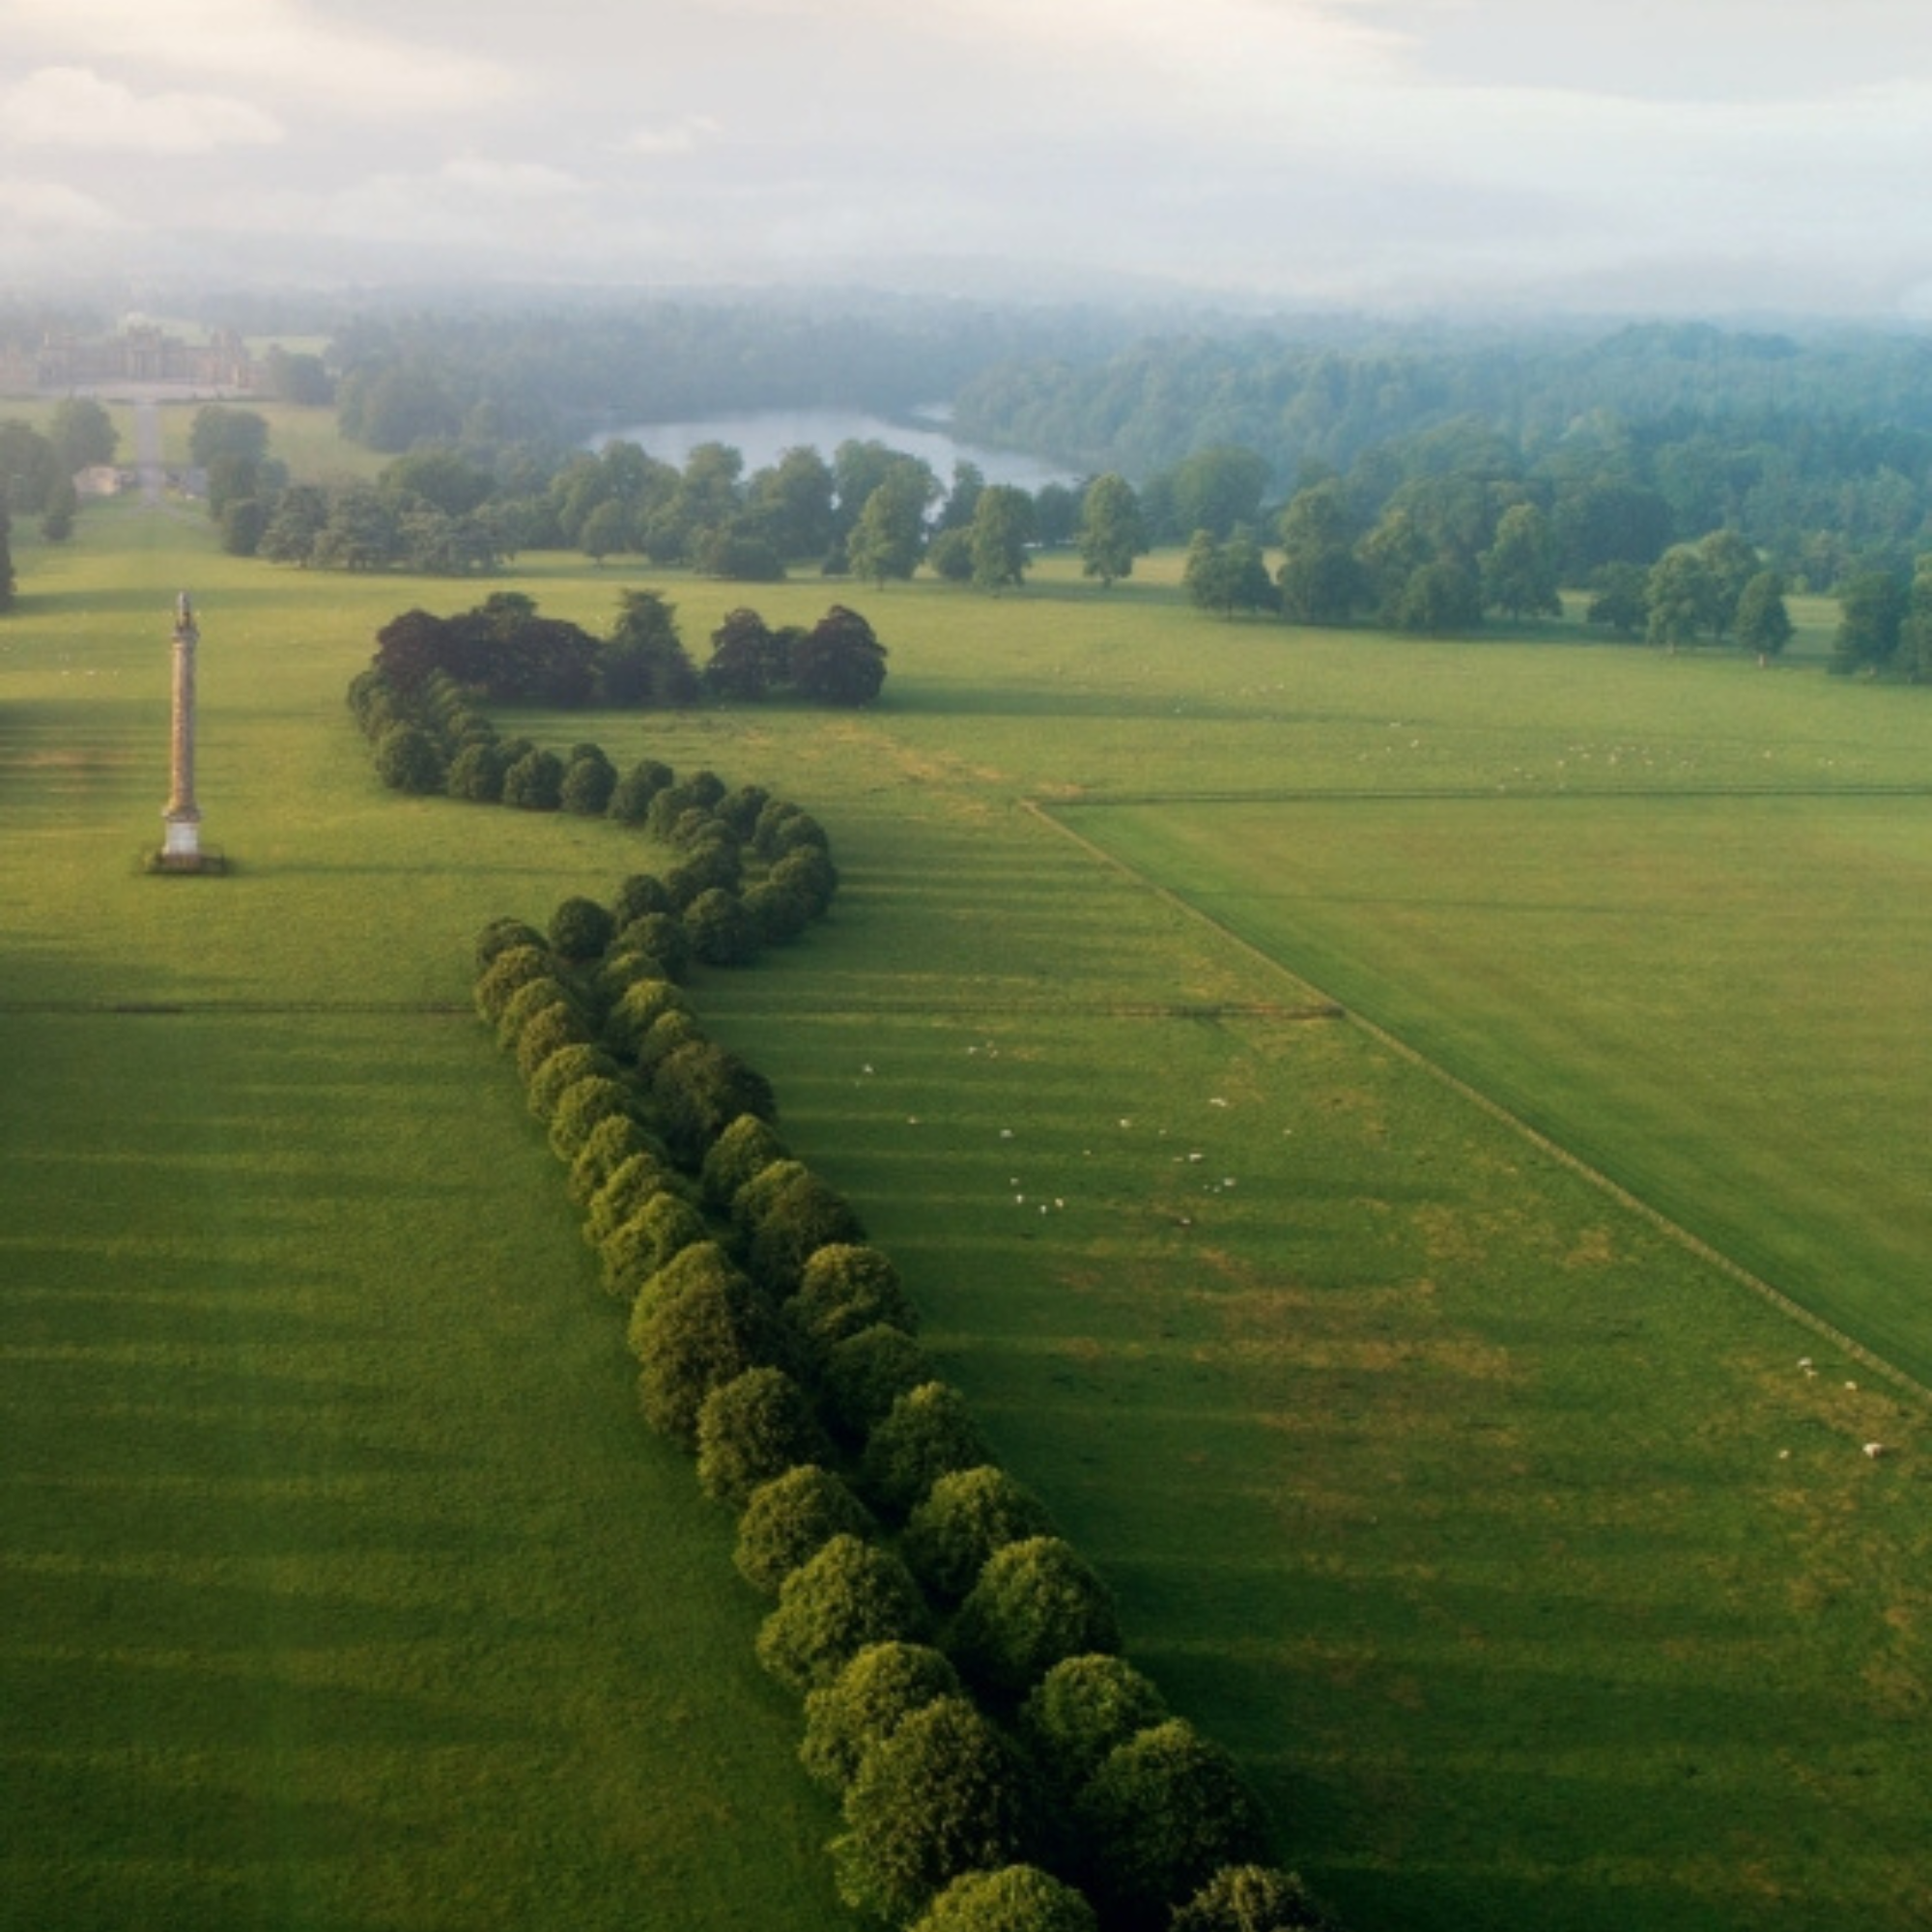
xmin=4 ymin=503 xmax=1929 ymax=1932
xmin=0 ymin=508 xmax=847 ymax=1932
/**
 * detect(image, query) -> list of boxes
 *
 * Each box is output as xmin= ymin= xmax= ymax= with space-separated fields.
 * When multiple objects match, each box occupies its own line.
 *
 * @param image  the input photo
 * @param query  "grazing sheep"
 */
xmin=1863 ymin=1442 xmax=1889 ymax=1460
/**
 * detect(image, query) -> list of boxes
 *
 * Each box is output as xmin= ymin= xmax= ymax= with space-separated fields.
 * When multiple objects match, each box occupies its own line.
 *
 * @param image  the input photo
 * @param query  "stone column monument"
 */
xmin=160 ymin=590 xmax=203 ymax=864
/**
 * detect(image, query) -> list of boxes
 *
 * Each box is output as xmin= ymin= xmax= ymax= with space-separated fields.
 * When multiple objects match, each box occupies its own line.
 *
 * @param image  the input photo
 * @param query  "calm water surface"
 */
xmin=592 ymin=406 xmax=1077 ymax=491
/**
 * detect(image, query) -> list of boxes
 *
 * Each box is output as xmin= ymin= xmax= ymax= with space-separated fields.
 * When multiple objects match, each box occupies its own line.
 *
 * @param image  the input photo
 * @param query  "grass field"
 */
xmin=3 ymin=494 xmax=1929 ymax=1932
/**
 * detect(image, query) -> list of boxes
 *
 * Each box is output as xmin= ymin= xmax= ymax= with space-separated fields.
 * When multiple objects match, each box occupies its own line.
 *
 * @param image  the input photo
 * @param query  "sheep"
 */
xmin=1863 ymin=1442 xmax=1889 ymax=1460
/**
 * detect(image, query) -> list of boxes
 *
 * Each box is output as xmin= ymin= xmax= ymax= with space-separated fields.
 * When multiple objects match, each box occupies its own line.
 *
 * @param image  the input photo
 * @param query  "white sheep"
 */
xmin=1863 ymin=1442 xmax=1889 ymax=1460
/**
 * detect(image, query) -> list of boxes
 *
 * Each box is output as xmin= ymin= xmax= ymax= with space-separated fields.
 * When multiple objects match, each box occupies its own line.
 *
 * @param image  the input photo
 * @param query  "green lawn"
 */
xmin=3 ymin=518 xmax=1929 ymax=1932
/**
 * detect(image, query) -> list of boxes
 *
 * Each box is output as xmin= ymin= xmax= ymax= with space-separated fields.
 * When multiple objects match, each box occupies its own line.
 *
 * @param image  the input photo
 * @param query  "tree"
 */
xmin=374 ymin=724 xmax=445 ymax=795
xmin=823 ymin=1323 xmax=937 ymax=1444
xmin=560 ymin=750 xmax=617 ymax=816
xmin=755 ymin=1533 xmax=930 ymax=1691
xmin=970 ymin=484 xmax=1036 ymax=592
xmin=1646 ymin=545 xmax=1723 ymax=651
xmin=696 ymin=1365 xmax=831 ymax=1506
xmin=800 ymin=1639 xmax=964 ymax=1791
xmin=1584 ymin=561 xmax=1650 ymax=638
xmin=0 ymin=419 xmax=59 ymax=515
xmin=832 ymin=1696 xmax=1034 ymax=1922
xmin=1274 ymin=481 xmax=1360 ymax=626
xmin=1018 ymin=1654 xmax=1169 ymax=1797
xmin=952 ymin=1536 xmax=1122 ymax=1694
xmin=1734 ymin=569 xmax=1794 ymax=664
xmin=703 ymin=607 xmax=783 ymax=700
xmin=1170 ymin=1866 xmax=1334 ymax=1932
xmin=548 ymin=895 xmax=616 ymax=961
xmin=1697 ymin=527 xmax=1761 ymax=637
xmin=606 ymin=1191 xmax=713 ymax=1310
xmin=1183 ymin=529 xmax=1274 ymax=619
xmin=546 ymin=1074 xmax=633 ymax=1163
xmin=601 ymin=588 xmax=697 ymax=706
xmin=792 ymin=605 xmax=888 ymax=706
xmin=1833 ymin=568 xmax=1907 ymax=671
xmin=861 ymin=1380 xmax=994 ymax=1519
xmin=748 ymin=445 xmax=837 ymax=561
xmin=49 ymin=397 xmax=116 ymax=472
xmin=912 ymin=1866 xmax=1098 ymax=1932
xmin=734 ymin=1463 xmax=880 ymax=1596
xmin=579 ymin=497 xmax=633 ymax=564
xmin=0 ymin=501 xmax=14 ymax=611
xmin=846 ymin=477 xmax=928 ymax=585
xmin=788 ymin=1244 xmax=919 ymax=1357
xmin=1169 ymin=446 xmax=1270 ymax=542
xmin=189 ymin=404 xmax=269 ymax=471
xmin=1074 ymin=1720 xmax=1270 ymax=1931
xmin=1075 ymin=473 xmax=1148 ymax=588
xmin=1480 ymin=501 xmax=1562 ymax=619
xmin=500 ymin=748 xmax=564 ymax=810
xmin=903 ymin=1464 xmax=1057 ymax=1603
xmin=1392 ymin=557 xmax=1483 ymax=635
xmin=1902 ymin=556 xmax=1932 ymax=681
xmin=699 ymin=1110 xmax=791 ymax=1209
xmin=634 ymin=1267 xmax=787 ymax=1448
xmin=744 ymin=1168 xmax=867 ymax=1294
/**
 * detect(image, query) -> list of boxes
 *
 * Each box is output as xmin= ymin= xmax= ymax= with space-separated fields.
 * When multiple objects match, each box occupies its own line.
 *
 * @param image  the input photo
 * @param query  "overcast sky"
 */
xmin=8 ymin=0 xmax=1932 ymax=314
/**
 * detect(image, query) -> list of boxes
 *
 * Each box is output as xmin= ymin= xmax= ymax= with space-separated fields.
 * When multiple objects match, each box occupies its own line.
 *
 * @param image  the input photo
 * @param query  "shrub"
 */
xmin=375 ymin=723 xmax=445 ymax=794
xmin=912 ymin=1866 xmax=1099 ymax=1932
xmin=699 ymin=1112 xmax=791 ymax=1209
xmin=548 ymin=1074 xmax=634 ymax=1162
xmin=861 ymin=1381 xmax=994 ymax=1520
xmin=831 ymin=1696 xmax=1029 ymax=1922
xmin=799 ymin=1640 xmax=964 ymax=1792
xmin=500 ymin=748 xmax=564 ymax=810
xmin=734 ymin=1463 xmax=880 ymax=1597
xmin=696 ymin=1365 xmax=832 ymax=1506
xmin=1073 ymin=1721 xmax=1270 ymax=1931
xmin=952 ymin=1537 xmax=1122 ymax=1695
xmin=565 ymin=1112 xmax=656 ymax=1208
xmin=636 ymin=1268 xmax=788 ymax=1448
xmin=473 ymin=943 xmax=551 ymax=1024
xmin=681 ymin=886 xmax=763 ymax=967
xmin=560 ymin=752 xmax=616 ymax=815
xmin=685 ymin=767 xmax=727 ymax=810
xmin=474 ymin=917 xmax=545 ymax=973
xmin=548 ymin=894 xmax=616 ymax=962
xmin=823 ymin=1323 xmax=937 ymax=1444
xmin=716 ymin=782 xmax=772 ymax=838
xmin=903 ymin=1465 xmax=1056 ymax=1604
xmin=1170 ymin=1866 xmax=1334 ymax=1932
xmin=754 ymin=1533 xmax=929 ymax=1693
xmin=790 ymin=1243 xmax=919 ymax=1356
xmin=1018 ymin=1655 xmax=1169 ymax=1798
xmin=526 ymin=1042 xmax=618 ymax=1121
xmin=601 ymin=1189 xmax=711 ymax=1305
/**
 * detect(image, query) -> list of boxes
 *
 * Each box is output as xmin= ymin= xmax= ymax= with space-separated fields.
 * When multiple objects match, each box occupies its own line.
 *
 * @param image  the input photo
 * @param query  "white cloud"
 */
xmin=0 ymin=174 xmax=126 ymax=234
xmin=620 ymin=116 xmax=723 ymax=158
xmin=0 ymin=0 xmax=511 ymax=115
xmin=1 ymin=66 xmax=283 ymax=152
xmin=301 ymin=156 xmax=594 ymax=248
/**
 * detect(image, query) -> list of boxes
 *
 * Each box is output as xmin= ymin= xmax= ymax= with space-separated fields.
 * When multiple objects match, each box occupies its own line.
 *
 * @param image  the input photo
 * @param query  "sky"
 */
xmin=8 ymin=0 xmax=1932 ymax=315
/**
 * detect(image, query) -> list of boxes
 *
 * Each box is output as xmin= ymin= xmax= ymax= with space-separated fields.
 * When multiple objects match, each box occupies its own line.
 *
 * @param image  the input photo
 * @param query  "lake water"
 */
xmin=591 ymin=407 xmax=1077 ymax=492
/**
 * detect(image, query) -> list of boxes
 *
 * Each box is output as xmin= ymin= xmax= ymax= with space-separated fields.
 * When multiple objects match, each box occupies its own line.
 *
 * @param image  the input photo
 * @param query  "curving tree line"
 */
xmin=465 ymin=812 xmax=1342 ymax=1931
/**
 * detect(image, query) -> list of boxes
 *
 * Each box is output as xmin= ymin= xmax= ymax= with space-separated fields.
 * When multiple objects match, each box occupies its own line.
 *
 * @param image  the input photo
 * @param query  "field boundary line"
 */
xmin=0 ymin=1000 xmax=471 ymax=1016
xmin=1024 ymin=796 xmax=1932 ymax=1409
xmin=1051 ymin=781 xmax=1932 ymax=810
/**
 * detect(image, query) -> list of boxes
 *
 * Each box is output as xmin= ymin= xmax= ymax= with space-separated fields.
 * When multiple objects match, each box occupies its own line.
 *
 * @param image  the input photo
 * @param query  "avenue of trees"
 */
xmin=454 ymin=748 xmax=1336 ymax=1928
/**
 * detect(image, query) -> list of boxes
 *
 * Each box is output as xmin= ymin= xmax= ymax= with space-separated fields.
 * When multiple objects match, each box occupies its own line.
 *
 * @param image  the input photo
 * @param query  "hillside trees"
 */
xmin=1076 ymin=472 xmax=1148 ymax=587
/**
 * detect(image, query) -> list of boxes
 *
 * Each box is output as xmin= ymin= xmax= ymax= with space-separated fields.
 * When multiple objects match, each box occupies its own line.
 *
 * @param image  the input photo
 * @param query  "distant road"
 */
xmin=133 ymin=400 xmax=163 ymax=506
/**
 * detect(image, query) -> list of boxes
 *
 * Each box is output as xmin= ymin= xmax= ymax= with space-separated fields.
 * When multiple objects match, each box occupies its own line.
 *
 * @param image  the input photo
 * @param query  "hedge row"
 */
xmin=471 ymin=867 xmax=1340 ymax=1932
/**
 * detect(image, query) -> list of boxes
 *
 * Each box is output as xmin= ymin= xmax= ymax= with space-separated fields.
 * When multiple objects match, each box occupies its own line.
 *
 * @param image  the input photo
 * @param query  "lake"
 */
xmin=590 ymin=407 xmax=1079 ymax=492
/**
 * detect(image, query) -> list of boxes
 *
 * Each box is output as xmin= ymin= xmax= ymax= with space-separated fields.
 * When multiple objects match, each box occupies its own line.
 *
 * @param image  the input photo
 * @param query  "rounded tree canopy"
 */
xmin=912 ymin=1865 xmax=1100 ymax=1932
xmin=799 ymin=1638 xmax=964 ymax=1792
xmin=734 ymin=1462 xmax=880 ymax=1598
xmin=754 ymin=1532 xmax=929 ymax=1693
xmin=861 ymin=1380 xmax=994 ymax=1520
xmin=695 ymin=1364 xmax=832 ymax=1507
xmin=1018 ymin=1654 xmax=1169 ymax=1798
xmin=902 ymin=1464 xmax=1056 ymax=1604
xmin=952 ymin=1536 xmax=1122 ymax=1695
